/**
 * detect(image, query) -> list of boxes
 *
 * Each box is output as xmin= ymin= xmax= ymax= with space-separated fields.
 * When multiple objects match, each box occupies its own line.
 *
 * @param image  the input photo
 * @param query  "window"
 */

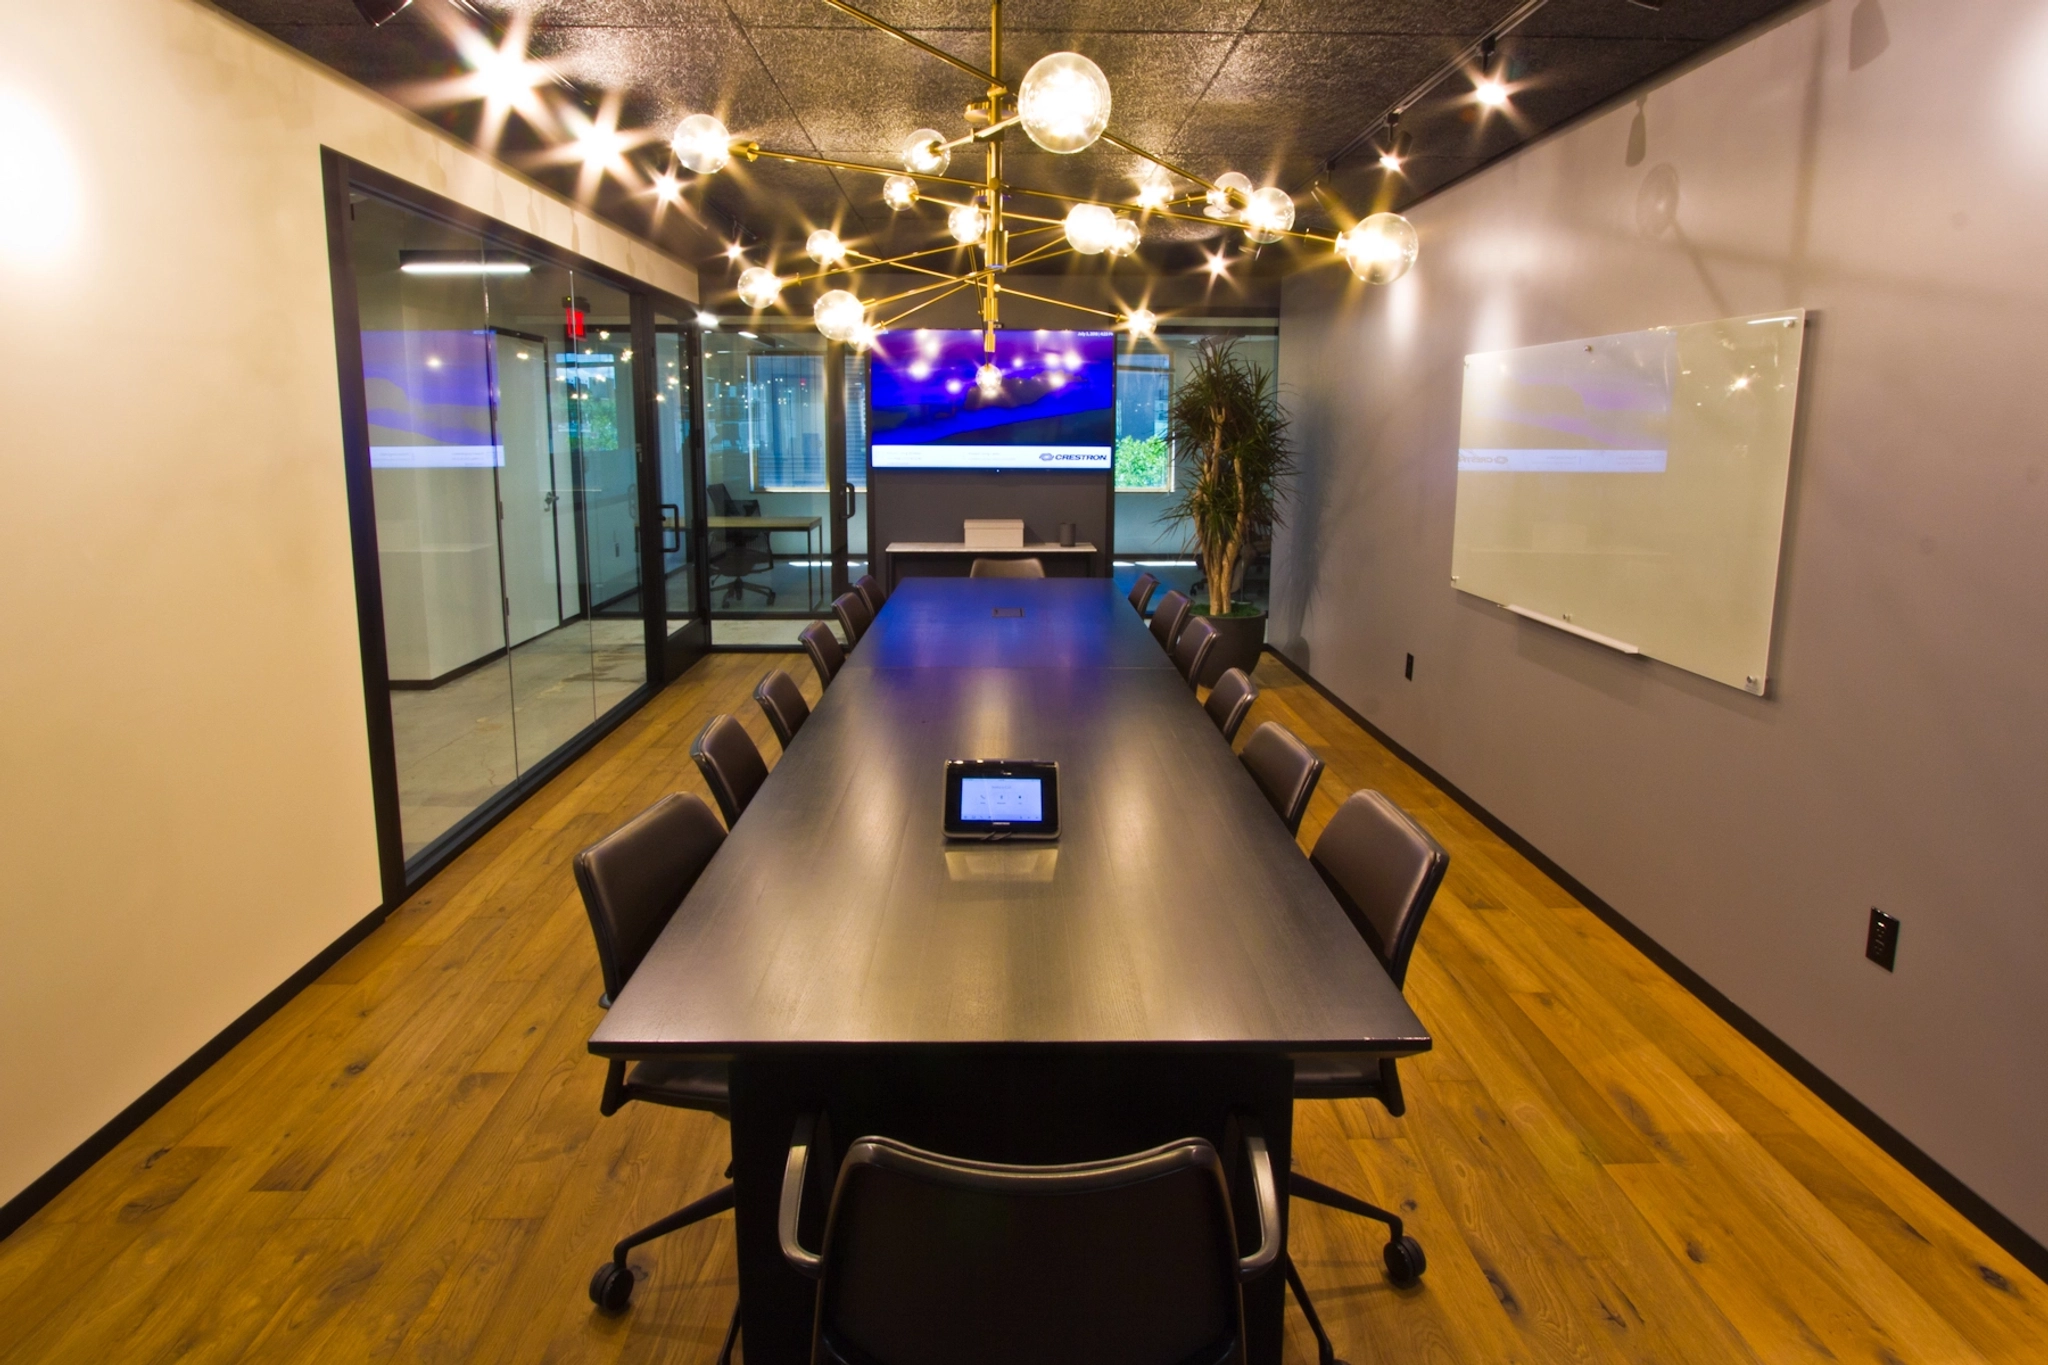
xmin=1115 ymin=352 xmax=1172 ymax=491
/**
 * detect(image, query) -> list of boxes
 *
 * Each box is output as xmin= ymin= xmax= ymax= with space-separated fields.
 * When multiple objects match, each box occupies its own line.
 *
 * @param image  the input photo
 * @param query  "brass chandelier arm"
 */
xmin=815 ymin=0 xmax=1006 ymax=92
xmin=1005 ymin=237 xmax=1075 ymax=269
xmin=877 ymin=280 xmax=977 ymax=328
xmin=1097 ymin=131 xmax=1220 ymax=196
xmin=867 ymin=273 xmax=985 ymax=310
xmin=785 ymin=242 xmax=964 ymax=287
xmin=852 ymin=251 xmax=972 ymax=284
xmin=993 ymin=282 xmax=1123 ymax=322
xmin=735 ymin=143 xmax=985 ymax=193
xmin=981 ymin=180 xmax=1338 ymax=246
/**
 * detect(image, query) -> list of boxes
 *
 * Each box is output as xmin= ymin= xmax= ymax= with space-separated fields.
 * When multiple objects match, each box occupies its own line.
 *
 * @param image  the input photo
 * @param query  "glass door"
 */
xmin=653 ymin=310 xmax=706 ymax=668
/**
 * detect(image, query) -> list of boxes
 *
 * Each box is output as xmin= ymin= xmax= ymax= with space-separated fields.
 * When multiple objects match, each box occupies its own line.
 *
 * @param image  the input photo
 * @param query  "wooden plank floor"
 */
xmin=2 ymin=650 xmax=2041 ymax=1363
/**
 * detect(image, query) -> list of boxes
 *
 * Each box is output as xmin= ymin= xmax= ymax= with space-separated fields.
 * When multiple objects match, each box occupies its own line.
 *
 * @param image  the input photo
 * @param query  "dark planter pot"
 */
xmin=1190 ymin=610 xmax=1265 ymax=687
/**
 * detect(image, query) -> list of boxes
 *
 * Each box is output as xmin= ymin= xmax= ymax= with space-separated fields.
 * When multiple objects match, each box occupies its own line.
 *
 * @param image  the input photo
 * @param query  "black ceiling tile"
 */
xmin=1244 ymin=0 xmax=1507 ymax=37
xmin=1516 ymin=0 xmax=1801 ymax=43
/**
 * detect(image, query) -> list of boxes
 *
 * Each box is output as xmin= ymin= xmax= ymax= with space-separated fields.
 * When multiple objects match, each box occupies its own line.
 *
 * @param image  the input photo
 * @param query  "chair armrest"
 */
xmin=779 ymin=1114 xmax=824 ymax=1278
xmin=1238 ymin=1124 xmax=1281 ymax=1281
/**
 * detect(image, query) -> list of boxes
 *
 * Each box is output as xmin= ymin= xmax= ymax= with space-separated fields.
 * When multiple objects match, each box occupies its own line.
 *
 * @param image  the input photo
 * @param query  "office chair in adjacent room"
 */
xmin=1284 ymin=790 xmax=1449 ymax=1365
xmin=1149 ymin=589 xmax=1191 ymax=652
xmin=753 ymin=669 xmax=810 ymax=751
xmin=777 ymin=1117 xmax=1280 ymax=1365
xmin=1206 ymin=668 xmax=1259 ymax=743
xmin=800 ymin=620 xmax=845 ymax=689
xmin=574 ymin=792 xmax=738 ymax=1357
xmin=1240 ymin=722 xmax=1323 ymax=837
xmin=707 ymin=483 xmax=776 ymax=606
xmin=1128 ymin=572 xmax=1159 ymax=616
xmin=832 ymin=590 xmax=874 ymax=647
xmin=853 ymin=573 xmax=887 ymax=616
xmin=969 ymin=556 xmax=1045 ymax=578
xmin=1172 ymin=616 xmax=1219 ymax=690
xmin=690 ymin=714 xmax=770 ymax=827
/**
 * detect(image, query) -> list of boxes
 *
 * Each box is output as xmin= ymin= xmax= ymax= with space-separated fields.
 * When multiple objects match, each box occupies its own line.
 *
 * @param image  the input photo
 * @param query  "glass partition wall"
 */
xmin=330 ymin=159 xmax=705 ymax=900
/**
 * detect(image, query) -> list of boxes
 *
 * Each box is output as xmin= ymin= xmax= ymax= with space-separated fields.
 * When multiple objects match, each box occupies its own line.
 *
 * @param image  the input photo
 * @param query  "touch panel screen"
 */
xmin=957 ymin=777 xmax=1044 ymax=823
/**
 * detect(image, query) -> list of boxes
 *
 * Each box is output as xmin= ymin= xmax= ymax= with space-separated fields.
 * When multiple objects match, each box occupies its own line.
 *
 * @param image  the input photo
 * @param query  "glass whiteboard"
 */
xmin=1450 ymin=310 xmax=1806 ymax=693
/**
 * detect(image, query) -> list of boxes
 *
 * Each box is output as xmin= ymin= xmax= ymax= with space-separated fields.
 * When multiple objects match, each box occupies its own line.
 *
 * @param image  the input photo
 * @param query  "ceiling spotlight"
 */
xmin=1203 ymin=251 xmax=1231 ymax=278
xmin=696 ymin=310 xmax=720 ymax=329
xmin=652 ymin=172 xmax=683 ymax=205
xmin=1064 ymin=203 xmax=1118 ymax=255
xmin=1378 ymin=111 xmax=1409 ymax=172
xmin=975 ymin=361 xmax=1004 ymax=395
xmin=882 ymin=174 xmax=919 ymax=210
xmin=724 ymin=242 xmax=746 ymax=261
xmin=903 ymin=128 xmax=951 ymax=175
xmin=1242 ymin=187 xmax=1295 ymax=244
xmin=1017 ymin=51 xmax=1112 ymax=154
xmin=948 ymin=203 xmax=989 ymax=246
xmin=1123 ymin=308 xmax=1158 ymax=337
xmin=1474 ymin=35 xmax=1509 ymax=108
xmin=351 ymin=0 xmax=412 ymax=25
xmin=672 ymin=114 xmax=731 ymax=175
xmin=736 ymin=266 xmax=784 ymax=309
xmin=806 ymin=228 xmax=849 ymax=265
xmin=1336 ymin=212 xmax=1419 ymax=285
xmin=814 ymin=289 xmax=866 ymax=343
xmin=1204 ymin=171 xmax=1253 ymax=220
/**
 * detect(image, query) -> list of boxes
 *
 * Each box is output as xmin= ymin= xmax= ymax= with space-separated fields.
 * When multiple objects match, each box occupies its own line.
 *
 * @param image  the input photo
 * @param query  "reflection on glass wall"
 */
xmin=703 ymin=330 xmax=831 ymax=627
xmin=349 ymin=193 xmax=646 ymax=861
xmin=654 ymin=316 xmax=697 ymax=637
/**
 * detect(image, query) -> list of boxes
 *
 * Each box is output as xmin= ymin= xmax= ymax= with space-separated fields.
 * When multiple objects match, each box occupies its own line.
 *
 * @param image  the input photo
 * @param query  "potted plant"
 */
xmin=1166 ymin=339 xmax=1294 ymax=686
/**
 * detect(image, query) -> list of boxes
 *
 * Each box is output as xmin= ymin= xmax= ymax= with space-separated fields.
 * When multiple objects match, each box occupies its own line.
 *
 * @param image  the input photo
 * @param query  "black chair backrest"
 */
xmin=799 ymin=1132 xmax=1267 ymax=1365
xmin=832 ymin=591 xmax=874 ymax=645
xmin=1128 ymin=572 xmax=1159 ymax=615
xmin=690 ymin=714 xmax=770 ymax=827
xmin=1309 ymin=791 xmax=1448 ymax=989
xmin=1149 ymin=589 xmax=1191 ymax=651
xmin=754 ymin=669 xmax=810 ymax=750
xmin=1172 ymin=616 xmax=1219 ymax=689
xmin=800 ymin=620 xmax=845 ymax=688
xmin=854 ymin=573 xmax=887 ymax=615
xmin=1205 ymin=667 xmax=1258 ymax=743
xmin=969 ymin=556 xmax=1045 ymax=578
xmin=572 ymin=793 xmax=726 ymax=1002
xmin=1239 ymin=721 xmax=1323 ymax=837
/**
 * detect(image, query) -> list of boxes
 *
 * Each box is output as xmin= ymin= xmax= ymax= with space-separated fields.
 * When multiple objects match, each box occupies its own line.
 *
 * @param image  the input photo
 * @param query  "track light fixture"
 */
xmin=351 ymin=0 xmax=413 ymax=25
xmin=1474 ymin=35 xmax=1510 ymax=108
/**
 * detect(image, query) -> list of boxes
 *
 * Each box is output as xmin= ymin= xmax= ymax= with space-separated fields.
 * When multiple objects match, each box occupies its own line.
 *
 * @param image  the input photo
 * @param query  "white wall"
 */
xmin=0 ymin=0 xmax=695 ymax=1207
xmin=1273 ymin=0 xmax=2048 ymax=1243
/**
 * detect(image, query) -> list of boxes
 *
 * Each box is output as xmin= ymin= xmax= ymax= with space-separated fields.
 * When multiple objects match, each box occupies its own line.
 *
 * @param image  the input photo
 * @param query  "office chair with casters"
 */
xmin=1239 ymin=722 xmax=1323 ymax=837
xmin=1128 ymin=572 xmax=1159 ymax=615
xmin=690 ymin=714 xmax=770 ymax=827
xmin=778 ymin=1115 xmax=1280 ymax=1365
xmin=800 ymin=619 xmax=844 ymax=689
xmin=707 ymin=484 xmax=776 ymax=606
xmin=1206 ymin=667 xmax=1259 ymax=743
xmin=573 ymin=793 xmax=737 ymax=1348
xmin=1173 ymin=616 xmax=1220 ymax=689
xmin=853 ymin=573 xmax=887 ymax=616
xmin=969 ymin=556 xmax=1045 ymax=578
xmin=1284 ymin=791 xmax=1449 ymax=1365
xmin=753 ymin=669 xmax=810 ymax=750
xmin=1149 ymin=589 xmax=1191 ymax=652
xmin=832 ymin=590 xmax=874 ymax=647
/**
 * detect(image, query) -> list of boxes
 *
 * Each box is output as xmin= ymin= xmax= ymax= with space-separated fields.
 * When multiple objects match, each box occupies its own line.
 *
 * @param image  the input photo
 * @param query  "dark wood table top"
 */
xmin=592 ymin=579 xmax=1429 ymax=1056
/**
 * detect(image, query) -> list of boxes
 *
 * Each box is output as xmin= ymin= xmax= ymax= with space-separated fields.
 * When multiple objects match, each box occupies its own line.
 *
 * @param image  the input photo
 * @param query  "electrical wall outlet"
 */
xmin=1866 ymin=908 xmax=1900 ymax=972
xmin=1405 ymin=653 xmax=1415 ymax=680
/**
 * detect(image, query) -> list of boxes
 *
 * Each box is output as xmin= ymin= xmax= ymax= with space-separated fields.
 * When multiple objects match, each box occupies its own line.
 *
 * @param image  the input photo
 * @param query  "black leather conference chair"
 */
xmin=1149 ymin=589 xmax=1191 ymax=651
xmin=832 ymin=590 xmax=874 ymax=647
xmin=778 ymin=1117 xmax=1280 ymax=1365
xmin=574 ymin=793 xmax=737 ymax=1342
xmin=1284 ymin=790 xmax=1449 ymax=1365
xmin=853 ymin=573 xmax=887 ymax=617
xmin=1128 ymin=572 xmax=1159 ymax=615
xmin=800 ymin=619 xmax=845 ymax=689
xmin=690 ymin=714 xmax=770 ymax=827
xmin=753 ymin=669 xmax=810 ymax=751
xmin=969 ymin=556 xmax=1045 ymax=578
xmin=1240 ymin=721 xmax=1323 ymax=837
xmin=708 ymin=483 xmax=775 ymax=606
xmin=1206 ymin=667 xmax=1259 ymax=743
xmin=1173 ymin=616 xmax=1220 ymax=689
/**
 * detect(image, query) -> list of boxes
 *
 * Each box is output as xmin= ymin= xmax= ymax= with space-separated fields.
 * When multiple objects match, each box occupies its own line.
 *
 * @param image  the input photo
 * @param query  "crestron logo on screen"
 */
xmin=868 ymin=328 xmax=1116 ymax=471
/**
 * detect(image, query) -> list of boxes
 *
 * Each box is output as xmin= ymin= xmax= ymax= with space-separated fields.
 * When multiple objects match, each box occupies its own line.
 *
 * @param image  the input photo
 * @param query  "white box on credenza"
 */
xmin=963 ymin=519 xmax=1026 ymax=549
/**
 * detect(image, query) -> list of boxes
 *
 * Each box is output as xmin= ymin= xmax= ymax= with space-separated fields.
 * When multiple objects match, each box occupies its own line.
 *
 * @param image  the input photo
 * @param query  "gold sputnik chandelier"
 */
xmin=663 ymin=0 xmax=1420 ymax=351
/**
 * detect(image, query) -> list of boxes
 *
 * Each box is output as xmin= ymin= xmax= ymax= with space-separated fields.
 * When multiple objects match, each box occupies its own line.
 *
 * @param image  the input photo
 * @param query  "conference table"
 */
xmin=590 ymin=578 xmax=1429 ymax=1363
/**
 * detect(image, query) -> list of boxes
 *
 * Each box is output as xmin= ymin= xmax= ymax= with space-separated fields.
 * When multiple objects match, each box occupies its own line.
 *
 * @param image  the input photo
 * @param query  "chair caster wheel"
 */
xmin=1384 ymin=1235 xmax=1426 ymax=1285
xmin=590 ymin=1260 xmax=634 ymax=1312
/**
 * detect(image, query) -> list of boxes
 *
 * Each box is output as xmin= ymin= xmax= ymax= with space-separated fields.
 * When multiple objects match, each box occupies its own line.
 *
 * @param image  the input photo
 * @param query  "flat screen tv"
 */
xmin=868 ymin=328 xmax=1114 ymax=471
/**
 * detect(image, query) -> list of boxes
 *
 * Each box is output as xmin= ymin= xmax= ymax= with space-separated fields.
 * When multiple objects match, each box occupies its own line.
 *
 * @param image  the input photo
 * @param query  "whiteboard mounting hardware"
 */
xmin=1506 ymin=604 xmax=1642 ymax=656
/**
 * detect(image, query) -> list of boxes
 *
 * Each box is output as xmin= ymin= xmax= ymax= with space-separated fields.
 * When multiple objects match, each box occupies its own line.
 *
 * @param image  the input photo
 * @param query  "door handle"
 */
xmin=660 ymin=502 xmax=682 ymax=553
xmin=842 ymin=483 xmax=857 ymax=519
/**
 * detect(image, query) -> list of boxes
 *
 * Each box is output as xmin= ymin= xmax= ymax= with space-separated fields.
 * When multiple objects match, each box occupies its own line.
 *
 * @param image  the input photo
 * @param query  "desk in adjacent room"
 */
xmin=883 ymin=539 xmax=1100 ymax=587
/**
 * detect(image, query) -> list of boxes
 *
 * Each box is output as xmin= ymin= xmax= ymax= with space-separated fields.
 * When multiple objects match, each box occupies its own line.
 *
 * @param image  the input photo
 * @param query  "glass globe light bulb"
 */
xmin=850 ymin=321 xmax=878 ymax=352
xmin=806 ymin=228 xmax=848 ymax=265
xmin=671 ymin=114 xmax=731 ymax=175
xmin=1109 ymin=214 xmax=1142 ymax=256
xmin=1204 ymin=171 xmax=1254 ymax=220
xmin=975 ymin=361 xmax=1003 ymax=395
xmin=1063 ymin=203 xmax=1118 ymax=255
xmin=882 ymin=174 xmax=918 ymax=211
xmin=1134 ymin=177 xmax=1172 ymax=210
xmin=902 ymin=128 xmax=951 ymax=176
xmin=948 ymin=203 xmax=988 ymax=246
xmin=813 ymin=289 xmax=865 ymax=343
xmin=1336 ymin=212 xmax=1419 ymax=285
xmin=1123 ymin=308 xmax=1157 ymax=338
xmin=736 ymin=266 xmax=783 ymax=310
xmin=1017 ymin=52 xmax=1112 ymax=154
xmin=1242 ymin=186 xmax=1296 ymax=244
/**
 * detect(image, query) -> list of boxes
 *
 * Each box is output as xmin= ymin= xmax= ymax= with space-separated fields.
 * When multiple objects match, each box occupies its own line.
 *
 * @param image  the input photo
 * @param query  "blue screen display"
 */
xmin=869 ymin=329 xmax=1115 ymax=470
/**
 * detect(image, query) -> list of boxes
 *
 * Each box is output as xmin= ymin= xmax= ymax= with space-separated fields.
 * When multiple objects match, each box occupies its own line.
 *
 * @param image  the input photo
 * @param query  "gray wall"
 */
xmin=1272 ymin=0 xmax=2048 ymax=1244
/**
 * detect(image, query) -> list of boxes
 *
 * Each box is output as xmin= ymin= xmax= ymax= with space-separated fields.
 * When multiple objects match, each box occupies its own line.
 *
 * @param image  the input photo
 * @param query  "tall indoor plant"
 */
xmin=1166 ymin=339 xmax=1294 ymax=681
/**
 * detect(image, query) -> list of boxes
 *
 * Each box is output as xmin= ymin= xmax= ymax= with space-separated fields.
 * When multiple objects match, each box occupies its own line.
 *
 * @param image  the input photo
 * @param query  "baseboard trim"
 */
xmin=0 ymin=900 xmax=393 ymax=1243
xmin=1263 ymin=644 xmax=2048 ymax=1283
